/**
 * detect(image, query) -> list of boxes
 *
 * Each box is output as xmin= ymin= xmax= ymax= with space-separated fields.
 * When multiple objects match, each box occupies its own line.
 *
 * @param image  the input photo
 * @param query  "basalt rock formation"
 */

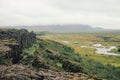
xmin=0 ymin=29 xmax=36 ymax=65
xmin=0 ymin=29 xmax=36 ymax=48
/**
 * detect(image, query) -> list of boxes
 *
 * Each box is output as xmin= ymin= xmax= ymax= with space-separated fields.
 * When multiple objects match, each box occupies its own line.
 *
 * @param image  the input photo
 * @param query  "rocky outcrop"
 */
xmin=0 ymin=65 xmax=44 ymax=80
xmin=0 ymin=65 xmax=98 ymax=80
xmin=17 ymin=29 xmax=36 ymax=48
xmin=0 ymin=40 xmax=22 ymax=65
xmin=0 ymin=29 xmax=36 ymax=48
xmin=60 ymin=59 xmax=82 ymax=73
xmin=5 ymin=43 xmax=23 ymax=64
xmin=0 ymin=29 xmax=36 ymax=65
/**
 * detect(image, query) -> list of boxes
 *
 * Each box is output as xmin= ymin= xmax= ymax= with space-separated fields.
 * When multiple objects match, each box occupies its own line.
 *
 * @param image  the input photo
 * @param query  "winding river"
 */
xmin=81 ymin=44 xmax=120 ymax=56
xmin=59 ymin=41 xmax=120 ymax=56
xmin=96 ymin=46 xmax=120 ymax=56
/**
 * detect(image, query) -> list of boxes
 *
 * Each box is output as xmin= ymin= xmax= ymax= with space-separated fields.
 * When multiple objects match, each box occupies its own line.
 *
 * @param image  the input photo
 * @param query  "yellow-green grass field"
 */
xmin=37 ymin=33 xmax=120 ymax=67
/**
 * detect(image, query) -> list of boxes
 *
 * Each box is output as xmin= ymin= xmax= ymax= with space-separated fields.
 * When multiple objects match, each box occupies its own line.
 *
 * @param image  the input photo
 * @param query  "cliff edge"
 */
xmin=0 ymin=29 xmax=36 ymax=65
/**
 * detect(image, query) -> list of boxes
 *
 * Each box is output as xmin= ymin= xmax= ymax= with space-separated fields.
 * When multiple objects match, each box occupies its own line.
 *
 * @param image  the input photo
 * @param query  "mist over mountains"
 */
xmin=1 ymin=24 xmax=103 ymax=32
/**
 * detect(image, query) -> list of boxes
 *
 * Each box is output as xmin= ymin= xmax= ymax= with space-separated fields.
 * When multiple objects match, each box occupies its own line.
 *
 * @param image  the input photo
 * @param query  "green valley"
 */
xmin=37 ymin=31 xmax=120 ymax=67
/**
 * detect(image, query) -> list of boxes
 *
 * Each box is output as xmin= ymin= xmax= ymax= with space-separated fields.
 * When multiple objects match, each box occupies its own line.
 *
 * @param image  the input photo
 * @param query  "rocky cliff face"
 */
xmin=5 ymin=43 xmax=23 ymax=64
xmin=0 ymin=29 xmax=36 ymax=48
xmin=0 ymin=29 xmax=36 ymax=65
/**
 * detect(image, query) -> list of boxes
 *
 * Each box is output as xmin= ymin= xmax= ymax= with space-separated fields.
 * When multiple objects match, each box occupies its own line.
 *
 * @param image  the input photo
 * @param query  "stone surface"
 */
xmin=0 ymin=29 xmax=36 ymax=48
xmin=0 ymin=29 xmax=36 ymax=65
xmin=0 ymin=65 xmax=98 ymax=80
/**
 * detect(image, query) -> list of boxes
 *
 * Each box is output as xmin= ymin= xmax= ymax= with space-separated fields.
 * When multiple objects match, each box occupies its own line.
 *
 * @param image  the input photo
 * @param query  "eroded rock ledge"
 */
xmin=0 ymin=29 xmax=36 ymax=65
xmin=0 ymin=65 xmax=97 ymax=80
xmin=0 ymin=29 xmax=36 ymax=48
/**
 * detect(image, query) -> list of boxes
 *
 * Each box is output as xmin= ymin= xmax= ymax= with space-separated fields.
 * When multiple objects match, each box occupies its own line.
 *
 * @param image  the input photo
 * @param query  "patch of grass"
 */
xmin=56 ymin=62 xmax=63 ymax=69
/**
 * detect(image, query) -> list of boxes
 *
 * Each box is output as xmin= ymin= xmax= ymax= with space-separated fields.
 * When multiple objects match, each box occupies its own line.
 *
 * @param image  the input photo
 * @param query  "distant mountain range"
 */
xmin=0 ymin=24 xmax=103 ymax=32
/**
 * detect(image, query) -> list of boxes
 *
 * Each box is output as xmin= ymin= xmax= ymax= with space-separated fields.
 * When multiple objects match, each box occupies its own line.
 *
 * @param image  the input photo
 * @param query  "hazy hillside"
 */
xmin=0 ymin=24 xmax=103 ymax=32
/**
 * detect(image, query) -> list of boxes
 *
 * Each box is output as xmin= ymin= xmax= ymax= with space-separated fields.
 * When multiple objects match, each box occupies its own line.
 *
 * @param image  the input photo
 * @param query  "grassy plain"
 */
xmin=37 ymin=31 xmax=120 ymax=67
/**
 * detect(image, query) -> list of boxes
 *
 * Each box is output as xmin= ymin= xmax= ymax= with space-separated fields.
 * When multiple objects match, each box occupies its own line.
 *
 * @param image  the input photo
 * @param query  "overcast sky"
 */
xmin=0 ymin=0 xmax=120 ymax=29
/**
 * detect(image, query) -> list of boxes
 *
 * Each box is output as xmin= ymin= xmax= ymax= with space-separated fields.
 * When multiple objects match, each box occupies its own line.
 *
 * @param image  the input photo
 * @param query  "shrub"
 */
xmin=118 ymin=48 xmax=120 ymax=52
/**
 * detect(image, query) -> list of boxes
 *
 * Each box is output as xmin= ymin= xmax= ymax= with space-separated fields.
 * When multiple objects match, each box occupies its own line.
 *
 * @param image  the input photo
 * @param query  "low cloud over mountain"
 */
xmin=1 ymin=24 xmax=103 ymax=32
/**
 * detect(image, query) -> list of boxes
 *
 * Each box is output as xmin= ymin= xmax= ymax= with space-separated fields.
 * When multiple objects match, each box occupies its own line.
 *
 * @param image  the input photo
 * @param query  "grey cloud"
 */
xmin=0 ymin=0 xmax=120 ymax=29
